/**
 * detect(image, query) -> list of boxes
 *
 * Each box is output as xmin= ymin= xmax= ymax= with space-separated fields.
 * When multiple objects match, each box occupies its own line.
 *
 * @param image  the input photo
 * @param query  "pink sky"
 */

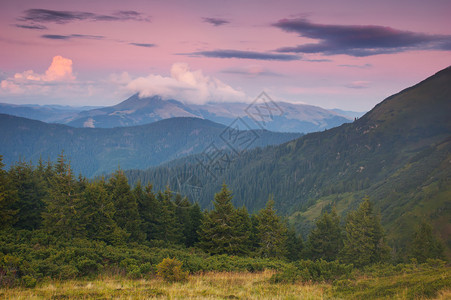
xmin=0 ymin=0 xmax=450 ymax=111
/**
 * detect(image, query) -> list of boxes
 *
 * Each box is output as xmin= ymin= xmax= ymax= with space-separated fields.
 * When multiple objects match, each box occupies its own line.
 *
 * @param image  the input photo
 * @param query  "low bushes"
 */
xmin=270 ymin=259 xmax=353 ymax=283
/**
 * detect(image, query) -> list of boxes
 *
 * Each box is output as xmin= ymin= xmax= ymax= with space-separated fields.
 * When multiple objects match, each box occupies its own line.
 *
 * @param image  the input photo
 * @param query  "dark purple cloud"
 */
xmin=20 ymin=9 xmax=150 ymax=24
xmin=14 ymin=23 xmax=48 ymax=30
xmin=189 ymin=49 xmax=300 ymax=61
xmin=273 ymin=18 xmax=451 ymax=56
xmin=41 ymin=34 xmax=104 ymax=40
xmin=129 ymin=43 xmax=156 ymax=48
xmin=202 ymin=17 xmax=230 ymax=26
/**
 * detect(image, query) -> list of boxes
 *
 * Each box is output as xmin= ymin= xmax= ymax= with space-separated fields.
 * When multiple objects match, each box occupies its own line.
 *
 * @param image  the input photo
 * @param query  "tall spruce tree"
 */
xmin=81 ymin=181 xmax=127 ymax=244
xmin=137 ymin=183 xmax=161 ymax=242
xmin=235 ymin=206 xmax=252 ymax=255
xmin=42 ymin=152 xmax=85 ymax=238
xmin=186 ymin=202 xmax=203 ymax=247
xmin=340 ymin=197 xmax=390 ymax=267
xmin=108 ymin=169 xmax=144 ymax=242
xmin=285 ymin=225 xmax=304 ymax=261
xmin=0 ymin=155 xmax=18 ymax=229
xmin=255 ymin=198 xmax=287 ymax=258
xmin=198 ymin=183 xmax=248 ymax=255
xmin=9 ymin=161 xmax=46 ymax=230
xmin=307 ymin=208 xmax=343 ymax=261
xmin=155 ymin=187 xmax=182 ymax=244
xmin=410 ymin=220 xmax=446 ymax=262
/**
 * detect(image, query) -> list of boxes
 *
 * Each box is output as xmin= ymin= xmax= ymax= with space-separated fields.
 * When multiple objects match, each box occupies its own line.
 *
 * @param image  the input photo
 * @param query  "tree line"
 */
xmin=0 ymin=154 xmax=445 ymax=265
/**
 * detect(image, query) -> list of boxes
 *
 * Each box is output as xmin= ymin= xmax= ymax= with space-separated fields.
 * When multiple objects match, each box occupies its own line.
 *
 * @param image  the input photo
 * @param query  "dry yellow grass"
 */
xmin=0 ymin=270 xmax=330 ymax=299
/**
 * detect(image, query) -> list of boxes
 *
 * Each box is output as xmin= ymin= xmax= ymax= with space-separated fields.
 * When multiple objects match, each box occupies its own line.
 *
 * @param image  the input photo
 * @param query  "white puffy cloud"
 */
xmin=126 ymin=63 xmax=247 ymax=104
xmin=0 ymin=55 xmax=75 ymax=95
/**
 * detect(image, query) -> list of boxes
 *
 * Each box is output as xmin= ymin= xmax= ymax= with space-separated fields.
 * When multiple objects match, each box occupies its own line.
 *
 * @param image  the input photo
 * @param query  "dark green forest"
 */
xmin=0 ymin=154 xmax=446 ymax=288
xmin=123 ymin=66 xmax=451 ymax=255
xmin=0 ymin=114 xmax=301 ymax=178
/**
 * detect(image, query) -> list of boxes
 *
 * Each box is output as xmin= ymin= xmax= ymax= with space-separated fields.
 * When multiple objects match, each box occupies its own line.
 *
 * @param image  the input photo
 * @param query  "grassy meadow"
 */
xmin=1 ymin=264 xmax=450 ymax=300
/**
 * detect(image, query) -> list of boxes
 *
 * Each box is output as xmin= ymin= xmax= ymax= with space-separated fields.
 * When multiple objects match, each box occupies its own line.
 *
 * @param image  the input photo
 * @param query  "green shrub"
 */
xmin=156 ymin=258 xmax=188 ymax=282
xmin=21 ymin=275 xmax=37 ymax=288
xmin=270 ymin=264 xmax=300 ymax=283
xmin=76 ymin=259 xmax=100 ymax=276
xmin=270 ymin=260 xmax=353 ymax=283
xmin=139 ymin=262 xmax=153 ymax=275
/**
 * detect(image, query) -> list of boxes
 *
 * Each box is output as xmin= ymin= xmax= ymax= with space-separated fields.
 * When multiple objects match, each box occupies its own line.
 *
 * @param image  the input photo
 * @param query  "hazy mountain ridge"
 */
xmin=124 ymin=66 xmax=451 ymax=253
xmin=65 ymin=94 xmax=354 ymax=133
xmin=0 ymin=94 xmax=358 ymax=133
xmin=0 ymin=103 xmax=100 ymax=123
xmin=0 ymin=115 xmax=301 ymax=178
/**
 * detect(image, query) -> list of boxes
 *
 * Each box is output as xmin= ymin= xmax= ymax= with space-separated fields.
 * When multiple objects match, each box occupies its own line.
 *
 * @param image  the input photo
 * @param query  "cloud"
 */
xmin=14 ymin=23 xmax=47 ymax=30
xmin=44 ymin=56 xmax=76 ymax=81
xmin=273 ymin=18 xmax=451 ymax=56
xmin=129 ymin=42 xmax=156 ymax=48
xmin=187 ymin=49 xmax=301 ymax=61
xmin=41 ymin=34 xmax=104 ymax=40
xmin=202 ymin=17 xmax=230 ymax=26
xmin=1 ymin=56 xmax=75 ymax=94
xmin=345 ymin=81 xmax=370 ymax=89
xmin=339 ymin=63 xmax=372 ymax=69
xmin=126 ymin=63 xmax=247 ymax=104
xmin=19 ymin=9 xmax=150 ymax=24
xmin=221 ymin=65 xmax=283 ymax=77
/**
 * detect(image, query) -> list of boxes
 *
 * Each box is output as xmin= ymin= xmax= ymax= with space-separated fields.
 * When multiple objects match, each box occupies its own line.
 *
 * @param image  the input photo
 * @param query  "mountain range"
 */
xmin=123 ymin=66 xmax=451 ymax=254
xmin=0 ymin=115 xmax=301 ymax=178
xmin=0 ymin=95 xmax=360 ymax=133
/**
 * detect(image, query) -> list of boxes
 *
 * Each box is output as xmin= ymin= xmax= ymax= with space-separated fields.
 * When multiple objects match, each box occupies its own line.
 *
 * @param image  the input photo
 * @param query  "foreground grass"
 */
xmin=333 ymin=267 xmax=451 ymax=299
xmin=1 ymin=265 xmax=450 ymax=299
xmin=0 ymin=271 xmax=329 ymax=299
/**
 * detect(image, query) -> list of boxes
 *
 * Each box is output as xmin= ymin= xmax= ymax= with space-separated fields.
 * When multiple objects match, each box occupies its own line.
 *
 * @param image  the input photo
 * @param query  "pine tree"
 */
xmin=410 ymin=220 xmax=446 ymax=262
xmin=235 ymin=206 xmax=252 ymax=255
xmin=0 ymin=155 xmax=18 ymax=229
xmin=255 ymin=198 xmax=287 ymax=258
xmin=137 ymin=183 xmax=161 ymax=241
xmin=198 ymin=183 xmax=248 ymax=255
xmin=307 ymin=207 xmax=343 ymax=261
xmin=108 ymin=169 xmax=144 ymax=242
xmin=285 ymin=225 xmax=304 ymax=261
xmin=340 ymin=197 xmax=390 ymax=267
xmin=81 ymin=181 xmax=127 ymax=245
xmin=150 ymin=187 xmax=182 ymax=244
xmin=42 ymin=152 xmax=84 ymax=238
xmin=9 ymin=161 xmax=46 ymax=230
xmin=174 ymin=193 xmax=192 ymax=246
xmin=248 ymin=214 xmax=261 ymax=254
xmin=186 ymin=202 xmax=203 ymax=247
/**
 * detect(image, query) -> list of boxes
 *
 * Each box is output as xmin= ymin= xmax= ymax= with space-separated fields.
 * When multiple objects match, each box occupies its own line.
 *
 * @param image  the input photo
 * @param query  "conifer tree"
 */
xmin=155 ymin=187 xmax=182 ymax=244
xmin=307 ymin=207 xmax=342 ymax=261
xmin=248 ymin=215 xmax=261 ymax=254
xmin=42 ymin=152 xmax=84 ymax=238
xmin=0 ymin=155 xmax=18 ymax=229
xmin=108 ymin=169 xmax=144 ymax=242
xmin=235 ymin=206 xmax=252 ymax=255
xmin=137 ymin=183 xmax=161 ymax=241
xmin=81 ymin=181 xmax=127 ymax=244
xmin=340 ymin=197 xmax=390 ymax=267
xmin=198 ymin=183 xmax=248 ymax=255
xmin=174 ymin=193 xmax=191 ymax=246
xmin=410 ymin=220 xmax=446 ymax=262
xmin=255 ymin=198 xmax=287 ymax=258
xmin=9 ymin=161 xmax=46 ymax=230
xmin=285 ymin=225 xmax=304 ymax=261
xmin=186 ymin=202 xmax=203 ymax=247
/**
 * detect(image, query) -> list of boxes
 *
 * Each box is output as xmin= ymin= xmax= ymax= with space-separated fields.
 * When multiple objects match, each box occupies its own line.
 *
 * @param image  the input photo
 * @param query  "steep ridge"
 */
xmin=0 ymin=115 xmax=301 ymax=178
xmin=124 ymin=66 xmax=451 ymax=252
